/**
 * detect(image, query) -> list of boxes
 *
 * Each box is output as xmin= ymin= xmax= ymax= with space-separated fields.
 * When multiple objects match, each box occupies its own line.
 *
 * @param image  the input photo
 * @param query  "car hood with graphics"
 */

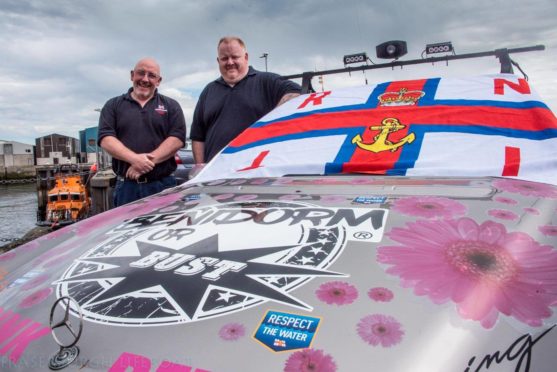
xmin=1 ymin=176 xmax=556 ymax=371
xmin=1 ymin=74 xmax=557 ymax=372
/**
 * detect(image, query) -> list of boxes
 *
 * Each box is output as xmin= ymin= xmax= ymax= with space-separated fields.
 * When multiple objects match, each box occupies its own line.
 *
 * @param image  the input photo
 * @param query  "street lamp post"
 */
xmin=94 ymin=108 xmax=103 ymax=170
xmin=260 ymin=53 xmax=268 ymax=72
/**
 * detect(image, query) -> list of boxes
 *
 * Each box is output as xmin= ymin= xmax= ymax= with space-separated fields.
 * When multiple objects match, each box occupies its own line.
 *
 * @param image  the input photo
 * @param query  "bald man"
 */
xmin=98 ymin=57 xmax=186 ymax=207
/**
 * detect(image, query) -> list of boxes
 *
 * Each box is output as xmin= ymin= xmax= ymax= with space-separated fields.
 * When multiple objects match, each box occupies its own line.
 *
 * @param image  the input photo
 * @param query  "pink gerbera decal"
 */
xmin=493 ymin=179 xmax=557 ymax=198
xmin=494 ymin=196 xmax=518 ymax=205
xmin=18 ymin=287 xmax=53 ymax=309
xmin=523 ymin=207 xmax=540 ymax=215
xmin=377 ymin=217 xmax=557 ymax=328
xmin=320 ymin=195 xmax=345 ymax=204
xmin=0 ymin=251 xmax=16 ymax=262
xmin=487 ymin=209 xmax=519 ymax=221
xmin=234 ymin=194 xmax=258 ymax=201
xmin=356 ymin=314 xmax=404 ymax=347
xmin=17 ymin=240 xmax=41 ymax=253
xmin=274 ymin=178 xmax=295 ymax=185
xmin=219 ymin=323 xmax=246 ymax=341
xmin=279 ymin=194 xmax=302 ymax=201
xmin=392 ymin=196 xmax=467 ymax=219
xmin=43 ymin=252 xmax=76 ymax=268
xmin=315 ymin=281 xmax=358 ymax=305
xmin=21 ymin=274 xmax=50 ymax=291
xmin=539 ymin=225 xmax=557 ymax=236
xmin=349 ymin=178 xmax=373 ymax=185
xmin=213 ymin=193 xmax=234 ymax=200
xmin=368 ymin=287 xmax=394 ymax=302
xmin=284 ymin=348 xmax=337 ymax=372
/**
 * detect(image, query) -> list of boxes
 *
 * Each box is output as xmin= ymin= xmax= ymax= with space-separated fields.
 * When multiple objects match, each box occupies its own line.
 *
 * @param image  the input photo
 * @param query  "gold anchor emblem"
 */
xmin=352 ymin=117 xmax=415 ymax=153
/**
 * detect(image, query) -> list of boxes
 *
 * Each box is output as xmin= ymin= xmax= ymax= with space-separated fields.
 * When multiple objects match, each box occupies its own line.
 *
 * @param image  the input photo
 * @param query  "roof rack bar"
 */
xmin=282 ymin=45 xmax=545 ymax=93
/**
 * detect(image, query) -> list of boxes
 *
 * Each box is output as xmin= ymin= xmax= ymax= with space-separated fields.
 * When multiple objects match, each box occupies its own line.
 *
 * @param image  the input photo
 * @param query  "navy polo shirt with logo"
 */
xmin=98 ymin=88 xmax=186 ymax=179
xmin=190 ymin=66 xmax=301 ymax=162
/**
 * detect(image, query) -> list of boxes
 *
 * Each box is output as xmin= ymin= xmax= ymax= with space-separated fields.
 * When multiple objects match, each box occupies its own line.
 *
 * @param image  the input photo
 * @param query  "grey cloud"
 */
xmin=0 ymin=0 xmax=556 ymax=144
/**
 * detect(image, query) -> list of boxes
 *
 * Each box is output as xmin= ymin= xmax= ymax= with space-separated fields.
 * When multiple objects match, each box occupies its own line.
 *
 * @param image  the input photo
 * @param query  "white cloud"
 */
xmin=0 ymin=0 xmax=556 ymax=144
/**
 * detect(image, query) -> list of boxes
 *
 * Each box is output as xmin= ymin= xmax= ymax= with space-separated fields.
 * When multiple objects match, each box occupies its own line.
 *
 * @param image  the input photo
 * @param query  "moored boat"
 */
xmin=38 ymin=173 xmax=91 ymax=227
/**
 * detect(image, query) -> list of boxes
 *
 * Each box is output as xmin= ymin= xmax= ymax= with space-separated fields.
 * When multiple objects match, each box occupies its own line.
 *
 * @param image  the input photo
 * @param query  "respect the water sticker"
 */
xmin=253 ymin=310 xmax=321 ymax=352
xmin=352 ymin=196 xmax=387 ymax=205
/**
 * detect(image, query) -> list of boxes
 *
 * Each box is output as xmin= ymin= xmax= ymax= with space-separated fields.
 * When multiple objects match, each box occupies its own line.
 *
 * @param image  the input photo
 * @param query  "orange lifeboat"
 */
xmin=44 ymin=174 xmax=91 ymax=227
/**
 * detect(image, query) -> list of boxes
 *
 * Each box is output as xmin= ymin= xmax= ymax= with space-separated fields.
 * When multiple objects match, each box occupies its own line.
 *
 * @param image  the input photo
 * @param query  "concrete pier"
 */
xmin=90 ymin=169 xmax=116 ymax=214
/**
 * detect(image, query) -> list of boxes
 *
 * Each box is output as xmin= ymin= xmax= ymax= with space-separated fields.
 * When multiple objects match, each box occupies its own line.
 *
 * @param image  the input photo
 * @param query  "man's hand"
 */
xmin=100 ymin=136 xmax=155 ymax=175
xmin=125 ymin=166 xmax=142 ymax=180
xmin=124 ymin=153 xmax=154 ymax=180
xmin=130 ymin=153 xmax=155 ymax=174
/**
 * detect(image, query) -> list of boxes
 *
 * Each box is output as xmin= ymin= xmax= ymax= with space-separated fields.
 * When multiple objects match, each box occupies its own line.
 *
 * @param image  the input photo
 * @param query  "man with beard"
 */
xmin=190 ymin=36 xmax=301 ymax=166
xmin=98 ymin=57 xmax=186 ymax=207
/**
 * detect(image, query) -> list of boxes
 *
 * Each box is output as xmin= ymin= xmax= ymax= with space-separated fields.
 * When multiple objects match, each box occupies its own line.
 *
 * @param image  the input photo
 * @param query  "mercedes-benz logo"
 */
xmin=48 ymin=296 xmax=83 ymax=370
xmin=49 ymin=296 xmax=83 ymax=348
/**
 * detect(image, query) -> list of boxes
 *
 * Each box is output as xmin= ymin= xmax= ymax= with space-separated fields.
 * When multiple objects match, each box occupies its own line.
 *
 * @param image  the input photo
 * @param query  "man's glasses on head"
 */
xmin=132 ymin=69 xmax=160 ymax=81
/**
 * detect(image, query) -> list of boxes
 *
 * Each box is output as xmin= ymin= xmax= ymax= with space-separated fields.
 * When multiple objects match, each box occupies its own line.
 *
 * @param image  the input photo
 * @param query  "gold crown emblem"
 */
xmin=378 ymin=88 xmax=425 ymax=106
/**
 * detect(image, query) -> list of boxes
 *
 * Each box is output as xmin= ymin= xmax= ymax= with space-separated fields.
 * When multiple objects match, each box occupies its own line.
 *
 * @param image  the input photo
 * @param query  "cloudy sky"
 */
xmin=1 ymin=0 xmax=556 ymax=145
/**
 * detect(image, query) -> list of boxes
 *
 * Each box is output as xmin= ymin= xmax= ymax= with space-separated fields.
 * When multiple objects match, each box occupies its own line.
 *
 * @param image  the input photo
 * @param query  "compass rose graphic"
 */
xmin=55 ymin=201 xmax=353 ymax=326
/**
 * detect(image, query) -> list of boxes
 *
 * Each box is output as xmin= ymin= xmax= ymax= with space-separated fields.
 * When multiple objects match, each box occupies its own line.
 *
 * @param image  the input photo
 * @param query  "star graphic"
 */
xmin=317 ymin=238 xmax=331 ymax=245
xmin=216 ymin=291 xmax=235 ymax=303
xmin=59 ymin=234 xmax=343 ymax=320
xmin=309 ymin=246 xmax=324 ymax=255
xmin=297 ymin=256 xmax=314 ymax=265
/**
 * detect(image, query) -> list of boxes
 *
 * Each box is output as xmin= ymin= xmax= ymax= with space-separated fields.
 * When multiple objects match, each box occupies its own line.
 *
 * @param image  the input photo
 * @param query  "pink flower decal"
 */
xmin=523 ymin=207 xmax=540 ymax=215
xmin=213 ymin=193 xmax=234 ymax=200
xmin=494 ymin=196 xmax=518 ymax=205
xmin=368 ymin=287 xmax=394 ymax=302
xmin=493 ymin=179 xmax=557 ymax=198
xmin=279 ymin=194 xmax=302 ymax=201
xmin=43 ymin=253 xmax=74 ymax=268
xmin=378 ymin=217 xmax=557 ymax=328
xmin=17 ymin=241 xmax=41 ymax=253
xmin=18 ymin=287 xmax=53 ymax=309
xmin=320 ymin=195 xmax=345 ymax=204
xmin=539 ymin=225 xmax=557 ymax=236
xmin=248 ymin=178 xmax=269 ymax=185
xmin=274 ymin=178 xmax=294 ymax=185
xmin=487 ymin=209 xmax=519 ymax=221
xmin=357 ymin=314 xmax=404 ymax=347
xmin=392 ymin=196 xmax=467 ymax=219
xmin=349 ymin=178 xmax=373 ymax=185
xmin=315 ymin=281 xmax=358 ymax=305
xmin=21 ymin=274 xmax=50 ymax=291
xmin=0 ymin=251 xmax=16 ymax=262
xmin=234 ymin=194 xmax=258 ymax=201
xmin=284 ymin=348 xmax=337 ymax=372
xmin=219 ymin=323 xmax=246 ymax=341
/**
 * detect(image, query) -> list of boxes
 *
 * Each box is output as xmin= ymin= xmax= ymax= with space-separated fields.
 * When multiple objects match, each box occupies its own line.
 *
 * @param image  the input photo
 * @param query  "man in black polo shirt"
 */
xmin=190 ymin=36 xmax=301 ymax=165
xmin=98 ymin=57 xmax=186 ymax=207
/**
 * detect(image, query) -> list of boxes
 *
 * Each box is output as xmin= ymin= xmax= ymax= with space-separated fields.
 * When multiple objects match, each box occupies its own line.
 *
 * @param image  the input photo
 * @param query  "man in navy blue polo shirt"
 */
xmin=98 ymin=57 xmax=186 ymax=207
xmin=190 ymin=36 xmax=300 ymax=165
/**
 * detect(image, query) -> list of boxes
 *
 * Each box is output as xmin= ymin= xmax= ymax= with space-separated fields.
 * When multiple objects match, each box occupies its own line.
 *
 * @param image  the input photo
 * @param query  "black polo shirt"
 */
xmin=190 ymin=66 xmax=301 ymax=162
xmin=98 ymin=88 xmax=186 ymax=179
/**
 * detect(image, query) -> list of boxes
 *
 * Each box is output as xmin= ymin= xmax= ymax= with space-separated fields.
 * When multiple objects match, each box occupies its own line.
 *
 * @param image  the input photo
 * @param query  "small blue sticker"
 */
xmin=183 ymin=194 xmax=201 ymax=202
xmin=352 ymin=196 xmax=387 ymax=204
xmin=254 ymin=310 xmax=321 ymax=352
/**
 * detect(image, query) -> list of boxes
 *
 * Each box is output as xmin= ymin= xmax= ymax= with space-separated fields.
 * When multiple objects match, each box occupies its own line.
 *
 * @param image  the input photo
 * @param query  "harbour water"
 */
xmin=0 ymin=183 xmax=38 ymax=246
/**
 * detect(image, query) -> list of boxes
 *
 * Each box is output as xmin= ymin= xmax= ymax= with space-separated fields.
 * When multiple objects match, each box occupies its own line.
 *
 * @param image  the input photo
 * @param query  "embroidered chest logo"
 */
xmin=155 ymin=104 xmax=167 ymax=115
